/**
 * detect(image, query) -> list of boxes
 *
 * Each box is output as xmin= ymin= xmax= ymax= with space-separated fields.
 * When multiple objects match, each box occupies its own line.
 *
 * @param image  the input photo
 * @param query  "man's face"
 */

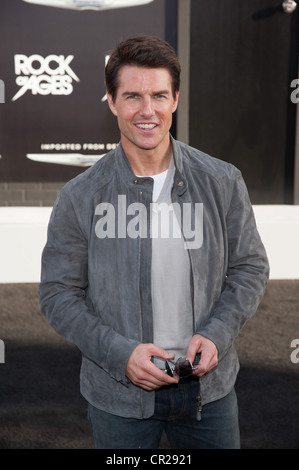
xmin=107 ymin=66 xmax=179 ymax=157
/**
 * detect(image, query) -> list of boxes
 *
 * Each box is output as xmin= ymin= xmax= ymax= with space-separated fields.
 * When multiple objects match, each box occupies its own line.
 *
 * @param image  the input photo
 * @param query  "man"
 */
xmin=39 ymin=35 xmax=269 ymax=449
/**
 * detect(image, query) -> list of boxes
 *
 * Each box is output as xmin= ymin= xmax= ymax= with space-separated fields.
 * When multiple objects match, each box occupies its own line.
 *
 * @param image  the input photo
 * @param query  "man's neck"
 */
xmin=121 ymin=137 xmax=173 ymax=176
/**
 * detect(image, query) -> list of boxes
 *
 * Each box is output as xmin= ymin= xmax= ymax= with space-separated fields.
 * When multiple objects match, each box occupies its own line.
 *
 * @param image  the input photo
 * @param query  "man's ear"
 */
xmin=107 ymin=93 xmax=117 ymax=116
xmin=172 ymin=90 xmax=180 ymax=113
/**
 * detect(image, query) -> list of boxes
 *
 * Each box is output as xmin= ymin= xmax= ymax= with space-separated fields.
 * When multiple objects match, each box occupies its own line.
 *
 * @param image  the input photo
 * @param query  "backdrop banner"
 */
xmin=0 ymin=0 xmax=174 ymax=182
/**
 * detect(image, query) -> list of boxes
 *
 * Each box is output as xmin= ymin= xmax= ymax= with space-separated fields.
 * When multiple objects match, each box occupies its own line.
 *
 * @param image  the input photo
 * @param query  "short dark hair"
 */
xmin=105 ymin=35 xmax=181 ymax=102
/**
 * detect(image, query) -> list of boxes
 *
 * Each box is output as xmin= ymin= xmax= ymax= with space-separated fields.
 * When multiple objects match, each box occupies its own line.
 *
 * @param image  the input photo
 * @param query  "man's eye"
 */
xmin=154 ymin=94 xmax=166 ymax=99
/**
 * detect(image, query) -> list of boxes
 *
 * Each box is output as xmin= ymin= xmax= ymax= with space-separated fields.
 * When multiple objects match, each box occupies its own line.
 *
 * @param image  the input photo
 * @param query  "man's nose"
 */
xmin=140 ymin=96 xmax=154 ymax=117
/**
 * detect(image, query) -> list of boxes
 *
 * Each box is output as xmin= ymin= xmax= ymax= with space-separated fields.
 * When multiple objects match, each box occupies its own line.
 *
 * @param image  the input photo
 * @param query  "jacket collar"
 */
xmin=114 ymin=134 xmax=188 ymax=195
xmin=170 ymin=135 xmax=188 ymax=196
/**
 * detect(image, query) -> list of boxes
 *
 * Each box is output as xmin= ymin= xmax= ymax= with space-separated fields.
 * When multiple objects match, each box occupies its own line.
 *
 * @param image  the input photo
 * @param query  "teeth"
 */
xmin=136 ymin=123 xmax=156 ymax=129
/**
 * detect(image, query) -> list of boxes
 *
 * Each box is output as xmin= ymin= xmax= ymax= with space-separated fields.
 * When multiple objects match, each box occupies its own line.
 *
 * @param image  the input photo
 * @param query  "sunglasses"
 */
xmin=165 ymin=357 xmax=197 ymax=378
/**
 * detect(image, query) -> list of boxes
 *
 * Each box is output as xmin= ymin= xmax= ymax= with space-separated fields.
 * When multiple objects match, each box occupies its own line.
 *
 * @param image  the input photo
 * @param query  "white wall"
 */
xmin=252 ymin=205 xmax=299 ymax=280
xmin=0 ymin=205 xmax=298 ymax=283
xmin=0 ymin=207 xmax=52 ymax=283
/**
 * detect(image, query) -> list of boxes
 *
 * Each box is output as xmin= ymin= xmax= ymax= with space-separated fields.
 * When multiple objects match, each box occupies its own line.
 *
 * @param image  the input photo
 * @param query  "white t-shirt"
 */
xmin=148 ymin=159 xmax=193 ymax=363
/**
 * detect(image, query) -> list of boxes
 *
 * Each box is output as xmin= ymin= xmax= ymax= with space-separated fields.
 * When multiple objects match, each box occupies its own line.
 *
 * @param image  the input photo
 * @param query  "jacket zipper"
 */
xmin=139 ymin=189 xmax=145 ymax=418
xmin=172 ymin=187 xmax=202 ymax=420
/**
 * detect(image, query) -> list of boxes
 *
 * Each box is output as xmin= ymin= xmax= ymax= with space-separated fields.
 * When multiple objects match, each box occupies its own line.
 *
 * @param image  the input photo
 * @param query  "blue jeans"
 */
xmin=87 ymin=380 xmax=240 ymax=449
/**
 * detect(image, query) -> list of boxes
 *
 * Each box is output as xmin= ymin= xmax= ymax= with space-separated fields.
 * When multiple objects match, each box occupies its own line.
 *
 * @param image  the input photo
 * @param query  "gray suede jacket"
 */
xmin=39 ymin=136 xmax=269 ymax=419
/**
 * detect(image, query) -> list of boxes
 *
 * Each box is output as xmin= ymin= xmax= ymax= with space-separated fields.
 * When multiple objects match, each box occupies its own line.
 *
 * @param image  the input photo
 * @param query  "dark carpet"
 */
xmin=0 ymin=280 xmax=298 ymax=449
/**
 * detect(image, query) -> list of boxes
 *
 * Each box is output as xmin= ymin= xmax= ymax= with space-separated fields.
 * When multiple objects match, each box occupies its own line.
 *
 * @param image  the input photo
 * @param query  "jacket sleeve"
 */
xmin=39 ymin=187 xmax=139 ymax=384
xmin=198 ymin=169 xmax=270 ymax=359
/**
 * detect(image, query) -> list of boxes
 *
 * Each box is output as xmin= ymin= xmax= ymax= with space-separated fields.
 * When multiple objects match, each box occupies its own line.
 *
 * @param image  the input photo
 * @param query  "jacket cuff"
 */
xmin=106 ymin=334 xmax=140 ymax=384
xmin=196 ymin=319 xmax=232 ymax=360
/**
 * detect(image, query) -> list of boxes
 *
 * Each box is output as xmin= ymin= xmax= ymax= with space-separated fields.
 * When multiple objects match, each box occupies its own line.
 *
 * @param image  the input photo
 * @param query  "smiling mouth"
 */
xmin=135 ymin=123 xmax=158 ymax=130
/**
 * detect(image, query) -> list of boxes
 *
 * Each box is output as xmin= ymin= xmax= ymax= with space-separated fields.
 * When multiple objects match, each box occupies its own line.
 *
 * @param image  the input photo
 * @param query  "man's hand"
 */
xmin=126 ymin=343 xmax=179 ymax=391
xmin=186 ymin=334 xmax=218 ymax=377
